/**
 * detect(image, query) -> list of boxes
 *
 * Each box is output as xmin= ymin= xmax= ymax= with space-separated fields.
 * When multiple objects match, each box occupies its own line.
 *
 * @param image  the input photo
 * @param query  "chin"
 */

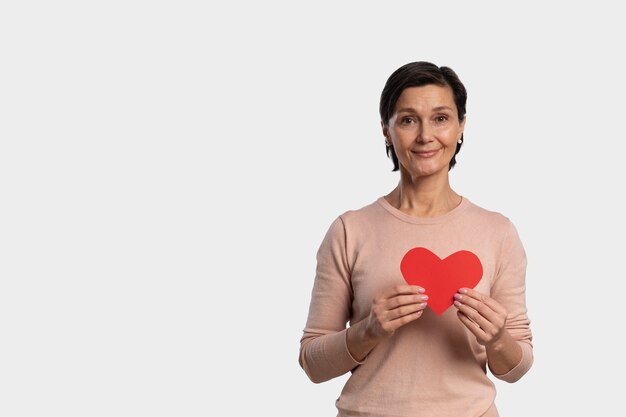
xmin=410 ymin=163 xmax=447 ymax=178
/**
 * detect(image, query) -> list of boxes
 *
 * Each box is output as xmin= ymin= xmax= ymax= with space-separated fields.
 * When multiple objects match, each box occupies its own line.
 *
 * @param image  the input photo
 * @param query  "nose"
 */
xmin=416 ymin=122 xmax=434 ymax=143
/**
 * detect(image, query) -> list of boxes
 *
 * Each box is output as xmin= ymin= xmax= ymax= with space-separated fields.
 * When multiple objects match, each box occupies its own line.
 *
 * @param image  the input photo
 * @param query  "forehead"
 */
xmin=395 ymin=84 xmax=456 ymax=111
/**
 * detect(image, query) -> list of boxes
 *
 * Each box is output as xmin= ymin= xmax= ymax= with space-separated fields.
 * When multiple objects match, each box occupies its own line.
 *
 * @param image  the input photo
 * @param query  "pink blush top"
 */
xmin=299 ymin=197 xmax=533 ymax=417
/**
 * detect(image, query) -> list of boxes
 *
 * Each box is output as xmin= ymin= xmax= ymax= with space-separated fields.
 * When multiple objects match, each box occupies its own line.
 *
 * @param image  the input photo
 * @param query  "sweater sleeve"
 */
xmin=489 ymin=219 xmax=534 ymax=383
xmin=299 ymin=216 xmax=364 ymax=383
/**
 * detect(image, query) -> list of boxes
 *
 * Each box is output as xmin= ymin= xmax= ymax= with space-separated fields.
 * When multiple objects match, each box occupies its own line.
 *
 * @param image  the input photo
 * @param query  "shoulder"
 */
xmin=317 ymin=199 xmax=383 ymax=252
xmin=319 ymin=198 xmax=389 ymax=242
xmin=463 ymin=198 xmax=518 ymax=236
xmin=336 ymin=198 xmax=387 ymax=228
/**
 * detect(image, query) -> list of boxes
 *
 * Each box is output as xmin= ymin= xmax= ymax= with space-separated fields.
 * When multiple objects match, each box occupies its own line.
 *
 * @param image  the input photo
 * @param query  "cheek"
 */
xmin=392 ymin=131 xmax=415 ymax=148
xmin=442 ymin=128 xmax=461 ymax=145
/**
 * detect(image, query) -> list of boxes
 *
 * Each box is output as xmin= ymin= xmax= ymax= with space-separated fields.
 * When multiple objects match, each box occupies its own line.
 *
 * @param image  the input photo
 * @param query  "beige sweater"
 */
xmin=299 ymin=196 xmax=533 ymax=417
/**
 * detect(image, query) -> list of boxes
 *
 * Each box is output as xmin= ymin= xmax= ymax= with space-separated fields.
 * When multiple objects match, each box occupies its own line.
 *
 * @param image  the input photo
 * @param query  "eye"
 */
xmin=401 ymin=117 xmax=415 ymax=125
xmin=434 ymin=115 xmax=448 ymax=123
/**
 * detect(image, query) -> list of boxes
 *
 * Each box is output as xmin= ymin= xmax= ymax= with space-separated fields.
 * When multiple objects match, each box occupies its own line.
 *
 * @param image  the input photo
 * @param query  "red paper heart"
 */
xmin=400 ymin=247 xmax=483 ymax=315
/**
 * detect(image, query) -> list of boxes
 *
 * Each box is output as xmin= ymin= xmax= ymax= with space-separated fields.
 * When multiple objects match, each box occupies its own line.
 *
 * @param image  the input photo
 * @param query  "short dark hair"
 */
xmin=379 ymin=61 xmax=467 ymax=171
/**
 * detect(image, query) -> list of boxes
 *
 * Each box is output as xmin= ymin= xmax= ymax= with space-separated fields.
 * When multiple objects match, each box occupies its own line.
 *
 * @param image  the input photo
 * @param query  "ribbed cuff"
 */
xmin=323 ymin=329 xmax=365 ymax=373
xmin=492 ymin=341 xmax=533 ymax=383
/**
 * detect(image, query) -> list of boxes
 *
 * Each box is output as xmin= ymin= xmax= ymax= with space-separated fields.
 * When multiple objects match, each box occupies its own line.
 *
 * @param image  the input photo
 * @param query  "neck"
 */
xmin=385 ymin=169 xmax=461 ymax=218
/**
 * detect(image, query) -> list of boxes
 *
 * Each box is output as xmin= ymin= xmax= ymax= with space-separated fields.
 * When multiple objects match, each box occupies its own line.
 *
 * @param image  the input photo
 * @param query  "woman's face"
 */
xmin=384 ymin=84 xmax=465 ymax=179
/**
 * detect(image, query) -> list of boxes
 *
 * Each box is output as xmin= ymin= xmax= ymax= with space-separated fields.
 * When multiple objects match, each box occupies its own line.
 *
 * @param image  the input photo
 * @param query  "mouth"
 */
xmin=411 ymin=149 xmax=441 ymax=158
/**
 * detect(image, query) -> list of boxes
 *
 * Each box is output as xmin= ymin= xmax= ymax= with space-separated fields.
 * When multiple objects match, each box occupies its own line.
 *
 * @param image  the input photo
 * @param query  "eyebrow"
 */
xmin=397 ymin=106 xmax=455 ymax=113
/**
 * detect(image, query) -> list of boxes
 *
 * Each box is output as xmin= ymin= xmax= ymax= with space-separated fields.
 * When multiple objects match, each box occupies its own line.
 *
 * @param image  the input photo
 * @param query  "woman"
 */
xmin=299 ymin=61 xmax=533 ymax=417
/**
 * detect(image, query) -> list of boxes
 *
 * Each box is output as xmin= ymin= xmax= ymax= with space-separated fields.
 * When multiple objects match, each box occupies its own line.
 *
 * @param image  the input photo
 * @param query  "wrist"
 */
xmin=347 ymin=319 xmax=381 ymax=362
xmin=486 ymin=331 xmax=512 ymax=352
xmin=362 ymin=319 xmax=380 ymax=342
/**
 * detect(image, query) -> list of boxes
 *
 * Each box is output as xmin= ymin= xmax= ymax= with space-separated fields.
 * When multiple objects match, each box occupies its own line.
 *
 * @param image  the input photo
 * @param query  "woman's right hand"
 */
xmin=347 ymin=284 xmax=428 ymax=361
xmin=365 ymin=284 xmax=428 ymax=340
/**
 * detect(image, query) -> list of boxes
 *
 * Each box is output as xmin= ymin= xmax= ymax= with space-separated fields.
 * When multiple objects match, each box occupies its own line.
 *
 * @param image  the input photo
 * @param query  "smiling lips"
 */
xmin=412 ymin=148 xmax=441 ymax=158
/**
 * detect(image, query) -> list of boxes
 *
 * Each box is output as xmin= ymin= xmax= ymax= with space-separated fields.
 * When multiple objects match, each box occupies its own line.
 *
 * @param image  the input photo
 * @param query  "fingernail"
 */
xmin=453 ymin=293 xmax=462 ymax=300
xmin=459 ymin=288 xmax=468 ymax=294
xmin=419 ymin=295 xmax=429 ymax=301
xmin=454 ymin=300 xmax=461 ymax=307
xmin=417 ymin=287 xmax=426 ymax=293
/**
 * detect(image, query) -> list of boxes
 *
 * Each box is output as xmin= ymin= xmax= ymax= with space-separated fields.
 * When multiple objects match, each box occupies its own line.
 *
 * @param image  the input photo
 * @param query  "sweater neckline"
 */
xmin=376 ymin=195 xmax=470 ymax=225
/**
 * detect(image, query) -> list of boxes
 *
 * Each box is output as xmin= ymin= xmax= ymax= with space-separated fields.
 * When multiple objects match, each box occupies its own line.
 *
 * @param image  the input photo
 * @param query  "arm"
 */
xmin=454 ymin=288 xmax=530 ymax=380
xmin=299 ymin=217 xmax=361 ymax=383
xmin=299 ymin=217 xmax=427 ymax=382
xmin=454 ymin=220 xmax=533 ymax=383
xmin=346 ymin=285 xmax=427 ymax=362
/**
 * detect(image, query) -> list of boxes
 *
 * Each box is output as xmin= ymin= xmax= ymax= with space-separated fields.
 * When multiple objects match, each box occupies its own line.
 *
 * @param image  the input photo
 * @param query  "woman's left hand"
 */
xmin=453 ymin=288 xmax=508 ymax=347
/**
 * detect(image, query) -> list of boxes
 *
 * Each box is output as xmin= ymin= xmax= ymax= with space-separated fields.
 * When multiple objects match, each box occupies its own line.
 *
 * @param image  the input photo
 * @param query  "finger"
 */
xmin=386 ymin=310 xmax=424 ymax=332
xmin=454 ymin=293 xmax=496 ymax=319
xmin=457 ymin=288 xmax=485 ymax=302
xmin=453 ymin=300 xmax=493 ymax=331
xmin=387 ymin=293 xmax=429 ymax=309
xmin=482 ymin=296 xmax=507 ymax=317
xmin=457 ymin=289 xmax=507 ymax=317
xmin=457 ymin=311 xmax=487 ymax=340
xmin=380 ymin=284 xmax=425 ymax=300
xmin=388 ymin=302 xmax=428 ymax=320
xmin=382 ymin=302 xmax=427 ymax=323
xmin=454 ymin=288 xmax=508 ymax=323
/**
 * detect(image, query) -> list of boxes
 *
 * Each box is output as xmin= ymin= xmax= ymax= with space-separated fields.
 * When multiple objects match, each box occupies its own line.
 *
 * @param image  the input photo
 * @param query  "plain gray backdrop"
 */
xmin=1 ymin=1 xmax=624 ymax=416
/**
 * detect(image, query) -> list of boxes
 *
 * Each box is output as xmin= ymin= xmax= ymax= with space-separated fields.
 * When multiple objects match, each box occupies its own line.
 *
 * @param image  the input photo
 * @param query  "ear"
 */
xmin=380 ymin=120 xmax=388 ymax=138
xmin=458 ymin=116 xmax=466 ymax=141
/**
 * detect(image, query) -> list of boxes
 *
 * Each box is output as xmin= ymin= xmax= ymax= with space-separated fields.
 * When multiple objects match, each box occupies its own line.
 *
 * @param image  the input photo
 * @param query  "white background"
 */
xmin=1 ymin=1 xmax=624 ymax=416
